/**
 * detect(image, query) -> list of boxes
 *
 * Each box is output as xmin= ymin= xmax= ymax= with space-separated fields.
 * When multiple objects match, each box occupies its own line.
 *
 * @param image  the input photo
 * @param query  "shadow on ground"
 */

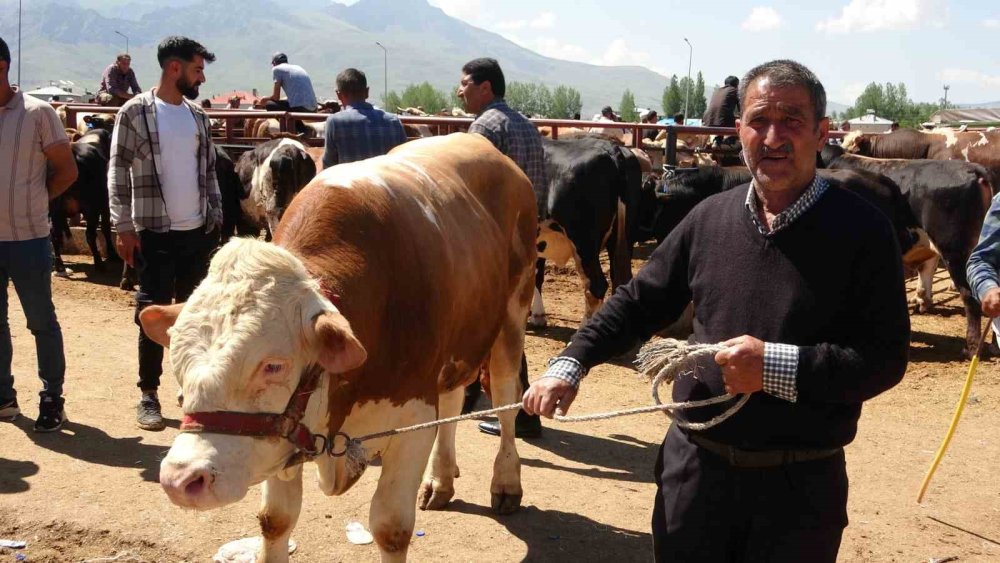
xmin=12 ymin=417 xmax=170 ymax=482
xmin=0 ymin=457 xmax=40 ymax=494
xmin=519 ymin=426 xmax=659 ymax=484
xmin=448 ymin=499 xmax=652 ymax=562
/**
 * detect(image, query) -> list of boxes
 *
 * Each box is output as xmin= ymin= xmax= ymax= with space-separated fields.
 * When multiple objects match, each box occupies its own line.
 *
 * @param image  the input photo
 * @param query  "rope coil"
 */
xmin=337 ymin=338 xmax=746 ymax=474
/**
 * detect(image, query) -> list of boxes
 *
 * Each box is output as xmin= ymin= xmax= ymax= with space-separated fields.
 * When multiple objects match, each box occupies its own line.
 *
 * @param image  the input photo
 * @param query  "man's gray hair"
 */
xmin=738 ymin=60 xmax=826 ymax=124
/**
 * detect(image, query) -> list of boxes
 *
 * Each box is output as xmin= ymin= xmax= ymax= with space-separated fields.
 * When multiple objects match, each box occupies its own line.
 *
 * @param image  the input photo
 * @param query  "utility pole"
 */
xmin=683 ymin=38 xmax=693 ymax=122
xmin=375 ymin=41 xmax=387 ymax=106
xmin=17 ymin=0 xmax=22 ymax=86
xmin=115 ymin=30 xmax=129 ymax=54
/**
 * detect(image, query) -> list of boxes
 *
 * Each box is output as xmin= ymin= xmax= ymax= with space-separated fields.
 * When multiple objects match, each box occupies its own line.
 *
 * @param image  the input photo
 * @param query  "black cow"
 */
xmin=820 ymin=144 xmax=994 ymax=358
xmin=51 ymin=141 xmax=120 ymax=275
xmin=531 ymin=135 xmax=642 ymax=327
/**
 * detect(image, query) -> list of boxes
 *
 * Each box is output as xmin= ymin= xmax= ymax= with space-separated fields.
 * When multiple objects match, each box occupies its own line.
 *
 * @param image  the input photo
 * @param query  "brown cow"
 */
xmin=844 ymin=128 xmax=1000 ymax=182
xmin=143 ymin=133 xmax=537 ymax=562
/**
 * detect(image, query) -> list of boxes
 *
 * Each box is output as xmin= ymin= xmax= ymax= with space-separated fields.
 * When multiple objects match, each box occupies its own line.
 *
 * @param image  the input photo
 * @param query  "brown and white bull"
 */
xmin=141 ymin=133 xmax=537 ymax=562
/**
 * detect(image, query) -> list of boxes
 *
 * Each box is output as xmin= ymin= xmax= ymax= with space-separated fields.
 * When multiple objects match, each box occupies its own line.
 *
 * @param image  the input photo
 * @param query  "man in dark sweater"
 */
xmin=704 ymin=75 xmax=741 ymax=147
xmin=523 ymin=60 xmax=909 ymax=562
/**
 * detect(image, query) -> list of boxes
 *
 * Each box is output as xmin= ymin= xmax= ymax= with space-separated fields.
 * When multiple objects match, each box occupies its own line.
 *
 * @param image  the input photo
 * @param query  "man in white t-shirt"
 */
xmin=108 ymin=36 xmax=223 ymax=430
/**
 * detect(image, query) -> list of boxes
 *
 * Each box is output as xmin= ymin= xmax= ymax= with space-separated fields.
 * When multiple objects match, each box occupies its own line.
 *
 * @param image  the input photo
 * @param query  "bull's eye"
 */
xmin=264 ymin=362 xmax=284 ymax=375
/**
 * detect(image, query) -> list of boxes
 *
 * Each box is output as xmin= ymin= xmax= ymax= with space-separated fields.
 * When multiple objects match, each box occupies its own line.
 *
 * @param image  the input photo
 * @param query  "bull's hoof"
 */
xmin=418 ymin=478 xmax=455 ymax=511
xmin=526 ymin=314 xmax=548 ymax=329
xmin=490 ymin=491 xmax=522 ymax=515
xmin=119 ymin=280 xmax=135 ymax=291
xmin=94 ymin=261 xmax=106 ymax=272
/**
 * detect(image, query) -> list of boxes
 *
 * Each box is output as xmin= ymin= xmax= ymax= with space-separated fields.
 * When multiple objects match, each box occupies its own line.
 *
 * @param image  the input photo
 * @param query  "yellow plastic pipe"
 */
xmin=917 ymin=322 xmax=993 ymax=503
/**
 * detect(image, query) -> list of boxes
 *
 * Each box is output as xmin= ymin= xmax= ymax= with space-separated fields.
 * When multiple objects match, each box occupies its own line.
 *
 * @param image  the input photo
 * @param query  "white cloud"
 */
xmin=497 ymin=11 xmax=557 ymax=31
xmin=816 ymin=0 xmax=947 ymax=34
xmin=742 ymin=7 xmax=783 ymax=31
xmin=939 ymin=68 xmax=1000 ymax=89
xmin=985 ymin=18 xmax=1000 ymax=29
xmin=516 ymin=36 xmax=590 ymax=62
xmin=840 ymin=82 xmax=868 ymax=104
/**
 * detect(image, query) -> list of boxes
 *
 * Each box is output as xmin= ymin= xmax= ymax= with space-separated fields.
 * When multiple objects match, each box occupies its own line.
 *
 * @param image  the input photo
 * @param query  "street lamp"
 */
xmin=942 ymin=85 xmax=950 ymax=108
xmin=375 ymin=41 xmax=387 ymax=106
xmin=683 ymin=37 xmax=693 ymax=123
xmin=115 ymin=30 xmax=129 ymax=54
xmin=17 ymin=0 xmax=21 ymax=86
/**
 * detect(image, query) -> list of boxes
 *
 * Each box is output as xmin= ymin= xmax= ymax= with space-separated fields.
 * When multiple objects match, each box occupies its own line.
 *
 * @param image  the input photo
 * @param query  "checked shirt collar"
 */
xmin=745 ymin=175 xmax=828 ymax=236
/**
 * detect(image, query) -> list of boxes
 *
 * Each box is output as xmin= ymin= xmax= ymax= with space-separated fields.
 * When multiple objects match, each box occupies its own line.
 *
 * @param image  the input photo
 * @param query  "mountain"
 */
xmin=1 ymin=0 xmax=672 ymax=116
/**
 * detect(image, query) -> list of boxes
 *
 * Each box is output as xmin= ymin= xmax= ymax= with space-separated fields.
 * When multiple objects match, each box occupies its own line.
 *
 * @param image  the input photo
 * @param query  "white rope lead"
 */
xmin=348 ymin=338 xmax=745 ymax=445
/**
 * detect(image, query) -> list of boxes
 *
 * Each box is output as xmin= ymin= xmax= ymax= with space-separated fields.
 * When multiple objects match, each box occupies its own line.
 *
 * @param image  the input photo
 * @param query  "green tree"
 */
xmin=382 ymin=90 xmax=403 ymax=112
xmin=505 ymin=81 xmax=555 ymax=117
xmin=678 ymin=76 xmax=695 ymax=119
xmin=692 ymin=72 xmax=707 ymax=118
xmin=399 ymin=82 xmax=448 ymax=114
xmin=550 ymin=85 xmax=583 ymax=118
xmin=844 ymin=81 xmax=944 ymax=128
xmin=663 ymin=75 xmax=682 ymax=115
xmin=619 ymin=89 xmax=638 ymax=122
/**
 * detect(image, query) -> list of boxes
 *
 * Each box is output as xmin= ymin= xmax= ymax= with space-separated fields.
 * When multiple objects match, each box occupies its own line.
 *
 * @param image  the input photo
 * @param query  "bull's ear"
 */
xmin=313 ymin=311 xmax=367 ymax=374
xmin=139 ymin=303 xmax=185 ymax=348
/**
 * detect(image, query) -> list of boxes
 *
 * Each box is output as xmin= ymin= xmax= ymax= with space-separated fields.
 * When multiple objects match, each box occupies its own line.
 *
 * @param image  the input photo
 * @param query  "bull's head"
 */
xmin=141 ymin=239 xmax=366 ymax=510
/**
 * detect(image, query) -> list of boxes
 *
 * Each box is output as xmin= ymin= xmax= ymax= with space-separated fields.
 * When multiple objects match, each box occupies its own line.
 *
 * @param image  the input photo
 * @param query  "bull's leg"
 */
xmin=485 ymin=282 xmax=530 ymax=515
xmin=101 ymin=207 xmax=121 ymax=262
xmin=605 ymin=200 xmax=633 ymax=289
xmin=49 ymin=231 xmax=68 ymax=278
xmin=371 ymin=425 xmax=435 ymax=563
xmin=577 ymin=252 xmax=609 ymax=320
xmin=941 ymin=256 xmax=983 ymax=360
xmin=528 ymin=258 xmax=547 ymax=328
xmin=256 ymin=466 xmax=303 ymax=563
xmin=84 ymin=213 xmax=104 ymax=271
xmin=914 ymin=255 xmax=939 ymax=313
xmin=418 ymin=386 xmax=465 ymax=510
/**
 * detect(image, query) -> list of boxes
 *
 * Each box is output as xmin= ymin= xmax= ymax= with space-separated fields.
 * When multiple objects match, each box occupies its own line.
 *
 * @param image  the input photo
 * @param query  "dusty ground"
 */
xmin=1 ymin=249 xmax=999 ymax=562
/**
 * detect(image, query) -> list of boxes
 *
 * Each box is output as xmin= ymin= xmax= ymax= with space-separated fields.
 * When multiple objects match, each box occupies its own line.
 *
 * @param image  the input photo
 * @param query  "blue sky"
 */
xmin=374 ymin=0 xmax=999 ymax=105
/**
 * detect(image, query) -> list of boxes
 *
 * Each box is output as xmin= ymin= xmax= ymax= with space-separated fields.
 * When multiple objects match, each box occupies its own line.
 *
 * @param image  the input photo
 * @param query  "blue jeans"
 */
xmin=0 ymin=237 xmax=66 ymax=402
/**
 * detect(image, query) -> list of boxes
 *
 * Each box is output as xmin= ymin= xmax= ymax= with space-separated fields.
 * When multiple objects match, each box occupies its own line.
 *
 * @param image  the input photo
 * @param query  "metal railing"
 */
xmin=59 ymin=103 xmax=850 ymax=167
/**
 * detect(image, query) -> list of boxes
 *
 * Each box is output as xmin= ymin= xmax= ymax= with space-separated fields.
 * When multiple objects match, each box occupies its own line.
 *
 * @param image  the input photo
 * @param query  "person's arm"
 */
xmin=108 ymin=109 xmax=137 ymax=234
xmin=469 ymin=120 xmax=505 ymax=154
xmin=38 ymin=104 xmax=77 ymax=199
xmin=968 ymin=194 xmax=1000 ymax=316
xmin=391 ymin=120 xmax=407 ymax=147
xmin=524 ymin=218 xmax=694 ymax=417
xmin=129 ymin=70 xmax=141 ymax=95
xmin=44 ymin=143 xmax=77 ymax=200
xmin=109 ymin=68 xmax=133 ymax=100
xmin=321 ymin=118 xmax=337 ymax=168
xmin=205 ymin=132 xmax=223 ymax=232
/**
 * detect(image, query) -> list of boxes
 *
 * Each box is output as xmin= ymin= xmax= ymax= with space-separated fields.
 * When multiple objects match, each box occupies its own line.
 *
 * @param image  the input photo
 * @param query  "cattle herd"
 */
xmin=48 ymin=106 xmax=1000 ymax=560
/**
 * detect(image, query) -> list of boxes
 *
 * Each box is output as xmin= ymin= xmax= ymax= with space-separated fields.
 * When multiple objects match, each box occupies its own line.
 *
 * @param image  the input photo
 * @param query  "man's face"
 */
xmin=737 ymin=77 xmax=829 ymax=194
xmin=174 ymin=55 xmax=207 ymax=100
xmin=457 ymin=74 xmax=490 ymax=114
xmin=118 ymin=58 xmax=131 ymax=73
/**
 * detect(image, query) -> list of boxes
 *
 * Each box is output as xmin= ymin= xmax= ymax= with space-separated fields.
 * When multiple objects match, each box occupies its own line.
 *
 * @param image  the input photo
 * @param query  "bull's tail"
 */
xmin=615 ymin=146 xmax=644 ymax=245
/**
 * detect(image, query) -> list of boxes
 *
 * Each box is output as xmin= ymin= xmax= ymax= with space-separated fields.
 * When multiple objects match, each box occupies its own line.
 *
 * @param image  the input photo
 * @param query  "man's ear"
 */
xmin=139 ymin=303 xmax=185 ymax=348
xmin=313 ymin=311 xmax=367 ymax=374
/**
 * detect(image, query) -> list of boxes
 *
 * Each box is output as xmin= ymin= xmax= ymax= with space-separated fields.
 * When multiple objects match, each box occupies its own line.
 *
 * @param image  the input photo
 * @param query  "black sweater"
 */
xmin=563 ymin=184 xmax=910 ymax=449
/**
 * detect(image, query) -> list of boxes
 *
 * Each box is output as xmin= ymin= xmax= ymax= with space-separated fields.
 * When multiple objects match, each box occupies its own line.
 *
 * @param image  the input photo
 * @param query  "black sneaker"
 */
xmin=136 ymin=395 xmax=165 ymax=431
xmin=34 ymin=395 xmax=66 ymax=432
xmin=0 ymin=398 xmax=20 ymax=421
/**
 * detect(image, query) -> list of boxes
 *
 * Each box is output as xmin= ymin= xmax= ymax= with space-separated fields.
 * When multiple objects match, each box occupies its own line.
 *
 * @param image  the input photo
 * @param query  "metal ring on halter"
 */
xmin=306 ymin=433 xmax=328 ymax=456
xmin=327 ymin=432 xmax=353 ymax=457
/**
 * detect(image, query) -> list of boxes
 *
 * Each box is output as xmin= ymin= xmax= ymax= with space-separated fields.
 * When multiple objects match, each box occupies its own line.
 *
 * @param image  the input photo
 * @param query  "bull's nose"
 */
xmin=160 ymin=460 xmax=215 ymax=506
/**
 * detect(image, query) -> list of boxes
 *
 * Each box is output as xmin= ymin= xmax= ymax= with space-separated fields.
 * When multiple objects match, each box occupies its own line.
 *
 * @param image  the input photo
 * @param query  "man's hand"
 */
xmin=523 ymin=377 xmax=578 ymax=418
xmin=714 ymin=335 xmax=765 ymax=394
xmin=117 ymin=230 xmax=141 ymax=267
xmin=982 ymin=287 xmax=1000 ymax=317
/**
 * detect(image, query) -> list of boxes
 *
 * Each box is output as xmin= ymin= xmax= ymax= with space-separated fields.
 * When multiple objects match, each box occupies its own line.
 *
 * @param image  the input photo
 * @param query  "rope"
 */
xmin=338 ymin=339 xmax=747 ymax=469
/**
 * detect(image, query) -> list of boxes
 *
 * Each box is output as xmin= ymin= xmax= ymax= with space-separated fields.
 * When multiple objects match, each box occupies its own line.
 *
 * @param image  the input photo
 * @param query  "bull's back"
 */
xmin=275 ymin=133 xmax=536 ymax=395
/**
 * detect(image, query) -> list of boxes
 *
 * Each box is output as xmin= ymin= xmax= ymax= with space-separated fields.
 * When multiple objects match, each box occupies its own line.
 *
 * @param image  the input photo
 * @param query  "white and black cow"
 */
xmin=235 ymin=135 xmax=317 ymax=240
xmin=531 ymin=135 xmax=643 ymax=327
xmin=820 ymin=144 xmax=995 ymax=358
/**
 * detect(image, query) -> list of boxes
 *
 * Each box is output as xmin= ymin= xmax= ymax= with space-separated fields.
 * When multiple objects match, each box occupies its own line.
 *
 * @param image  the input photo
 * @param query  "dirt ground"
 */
xmin=1 ymin=249 xmax=999 ymax=562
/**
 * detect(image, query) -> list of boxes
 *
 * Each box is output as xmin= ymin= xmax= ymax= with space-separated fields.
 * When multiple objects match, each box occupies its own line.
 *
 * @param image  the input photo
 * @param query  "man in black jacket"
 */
xmin=523 ymin=60 xmax=909 ymax=563
xmin=704 ymin=75 xmax=741 ymax=146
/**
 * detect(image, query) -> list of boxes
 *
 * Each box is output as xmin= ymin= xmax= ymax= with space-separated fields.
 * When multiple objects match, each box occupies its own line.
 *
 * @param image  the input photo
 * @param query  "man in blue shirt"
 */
xmin=967 ymin=196 xmax=1000 ymax=321
xmin=321 ymin=68 xmax=406 ymax=168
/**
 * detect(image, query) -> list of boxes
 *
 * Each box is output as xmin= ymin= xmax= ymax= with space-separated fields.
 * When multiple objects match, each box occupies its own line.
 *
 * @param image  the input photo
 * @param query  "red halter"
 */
xmin=179 ymin=278 xmax=346 ymax=468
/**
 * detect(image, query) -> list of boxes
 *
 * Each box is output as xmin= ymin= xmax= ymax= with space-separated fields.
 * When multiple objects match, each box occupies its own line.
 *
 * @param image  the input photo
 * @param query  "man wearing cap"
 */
xmin=97 ymin=53 xmax=142 ymax=107
xmin=257 ymin=52 xmax=317 ymax=114
xmin=640 ymin=109 xmax=660 ymax=142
